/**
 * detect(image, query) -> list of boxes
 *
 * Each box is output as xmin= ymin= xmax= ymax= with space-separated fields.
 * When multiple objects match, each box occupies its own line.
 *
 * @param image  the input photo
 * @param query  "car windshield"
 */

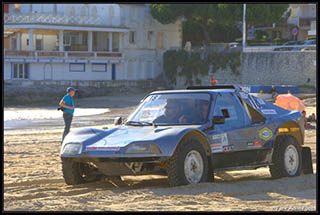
xmin=127 ymin=93 xmax=211 ymax=125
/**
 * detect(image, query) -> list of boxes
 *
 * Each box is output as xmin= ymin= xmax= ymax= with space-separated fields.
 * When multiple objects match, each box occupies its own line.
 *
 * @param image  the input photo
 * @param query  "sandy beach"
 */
xmin=3 ymin=94 xmax=317 ymax=211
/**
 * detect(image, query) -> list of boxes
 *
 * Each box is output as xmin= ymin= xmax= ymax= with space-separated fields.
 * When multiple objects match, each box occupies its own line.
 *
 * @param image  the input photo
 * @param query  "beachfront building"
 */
xmin=254 ymin=4 xmax=316 ymax=42
xmin=287 ymin=4 xmax=316 ymax=40
xmin=3 ymin=4 xmax=182 ymax=82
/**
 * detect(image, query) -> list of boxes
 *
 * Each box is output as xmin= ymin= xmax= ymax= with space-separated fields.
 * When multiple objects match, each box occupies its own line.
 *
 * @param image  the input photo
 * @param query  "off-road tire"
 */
xmin=166 ymin=139 xmax=208 ymax=186
xmin=269 ymin=135 xmax=302 ymax=179
xmin=207 ymin=157 xmax=215 ymax=182
xmin=302 ymin=147 xmax=313 ymax=174
xmin=62 ymin=158 xmax=102 ymax=185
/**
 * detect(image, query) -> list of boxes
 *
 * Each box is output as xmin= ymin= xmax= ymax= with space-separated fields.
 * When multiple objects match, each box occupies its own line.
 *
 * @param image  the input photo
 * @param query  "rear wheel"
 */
xmin=167 ymin=139 xmax=208 ymax=186
xmin=62 ymin=158 xmax=103 ymax=185
xmin=269 ymin=136 xmax=302 ymax=179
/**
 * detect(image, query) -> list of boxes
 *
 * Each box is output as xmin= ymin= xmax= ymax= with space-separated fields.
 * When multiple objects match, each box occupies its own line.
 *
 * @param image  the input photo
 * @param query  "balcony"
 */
xmin=299 ymin=17 xmax=315 ymax=28
xmin=4 ymin=13 xmax=125 ymax=27
xmin=4 ymin=50 xmax=123 ymax=61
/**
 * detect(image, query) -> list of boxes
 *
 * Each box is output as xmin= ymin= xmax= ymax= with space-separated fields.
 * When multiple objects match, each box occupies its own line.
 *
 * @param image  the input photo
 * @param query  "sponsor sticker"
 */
xmin=210 ymin=144 xmax=223 ymax=153
xmin=247 ymin=141 xmax=262 ymax=148
xmin=261 ymin=109 xmax=277 ymax=115
xmin=211 ymin=133 xmax=228 ymax=152
xmin=86 ymin=146 xmax=120 ymax=151
xmin=259 ymin=128 xmax=273 ymax=141
xmin=257 ymin=98 xmax=266 ymax=105
xmin=223 ymin=145 xmax=234 ymax=152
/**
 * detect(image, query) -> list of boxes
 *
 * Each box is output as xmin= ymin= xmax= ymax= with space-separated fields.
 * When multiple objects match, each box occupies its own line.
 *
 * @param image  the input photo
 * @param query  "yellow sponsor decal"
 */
xmin=278 ymin=128 xmax=289 ymax=133
xmin=259 ymin=127 xmax=273 ymax=141
xmin=290 ymin=127 xmax=300 ymax=132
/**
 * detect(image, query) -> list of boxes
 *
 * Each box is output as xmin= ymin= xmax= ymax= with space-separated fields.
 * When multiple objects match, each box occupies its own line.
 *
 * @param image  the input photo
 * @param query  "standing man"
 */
xmin=60 ymin=87 xmax=77 ymax=142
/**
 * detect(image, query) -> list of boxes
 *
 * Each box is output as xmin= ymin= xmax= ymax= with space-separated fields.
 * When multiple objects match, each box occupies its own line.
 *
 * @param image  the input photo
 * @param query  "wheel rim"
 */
xmin=78 ymin=163 xmax=98 ymax=182
xmin=284 ymin=144 xmax=299 ymax=175
xmin=184 ymin=150 xmax=204 ymax=184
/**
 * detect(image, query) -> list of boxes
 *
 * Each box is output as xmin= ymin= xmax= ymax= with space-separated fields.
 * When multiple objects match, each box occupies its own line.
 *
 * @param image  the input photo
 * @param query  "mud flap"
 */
xmin=302 ymin=147 xmax=313 ymax=174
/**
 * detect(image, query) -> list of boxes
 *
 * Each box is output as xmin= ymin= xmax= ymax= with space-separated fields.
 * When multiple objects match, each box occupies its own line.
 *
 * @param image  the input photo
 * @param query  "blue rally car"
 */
xmin=60 ymin=85 xmax=313 ymax=186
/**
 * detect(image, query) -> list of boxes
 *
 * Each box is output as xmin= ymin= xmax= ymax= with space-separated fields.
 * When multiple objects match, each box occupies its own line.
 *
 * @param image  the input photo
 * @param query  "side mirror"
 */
xmin=114 ymin=117 xmax=122 ymax=126
xmin=213 ymin=116 xmax=225 ymax=124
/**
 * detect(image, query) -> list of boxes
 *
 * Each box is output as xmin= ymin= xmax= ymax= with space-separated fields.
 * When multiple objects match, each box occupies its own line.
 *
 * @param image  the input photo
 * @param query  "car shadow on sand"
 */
xmin=69 ymin=170 xmax=316 ymax=201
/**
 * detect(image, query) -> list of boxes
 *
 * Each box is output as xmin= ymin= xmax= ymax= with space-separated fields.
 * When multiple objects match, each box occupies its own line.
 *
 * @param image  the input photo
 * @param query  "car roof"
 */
xmin=150 ymin=86 xmax=238 ymax=95
xmin=150 ymin=89 xmax=235 ymax=94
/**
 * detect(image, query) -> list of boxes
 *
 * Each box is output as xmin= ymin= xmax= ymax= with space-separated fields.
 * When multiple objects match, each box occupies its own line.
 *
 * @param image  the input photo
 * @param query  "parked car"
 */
xmin=228 ymin=42 xmax=242 ymax=52
xmin=273 ymin=41 xmax=303 ymax=51
xmin=60 ymin=85 xmax=313 ymax=187
xmin=300 ymin=39 xmax=316 ymax=51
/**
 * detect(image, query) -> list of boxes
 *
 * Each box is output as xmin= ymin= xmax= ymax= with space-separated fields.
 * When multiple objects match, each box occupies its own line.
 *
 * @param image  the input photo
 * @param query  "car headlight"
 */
xmin=62 ymin=143 xmax=82 ymax=155
xmin=124 ymin=143 xmax=161 ymax=154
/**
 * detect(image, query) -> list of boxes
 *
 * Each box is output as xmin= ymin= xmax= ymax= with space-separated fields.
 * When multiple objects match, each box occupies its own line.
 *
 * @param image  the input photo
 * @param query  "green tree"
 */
xmin=246 ymin=4 xmax=289 ymax=26
xmin=150 ymin=4 xmax=240 ymax=47
xmin=150 ymin=4 xmax=289 ymax=46
xmin=245 ymin=4 xmax=289 ymax=41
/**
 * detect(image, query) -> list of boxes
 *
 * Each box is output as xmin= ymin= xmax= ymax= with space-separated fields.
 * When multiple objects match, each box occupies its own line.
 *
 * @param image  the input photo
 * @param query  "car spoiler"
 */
xmin=187 ymin=85 xmax=246 ymax=92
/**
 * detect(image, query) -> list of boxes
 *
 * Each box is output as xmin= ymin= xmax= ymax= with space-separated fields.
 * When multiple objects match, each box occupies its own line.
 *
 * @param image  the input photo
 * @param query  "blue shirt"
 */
xmin=62 ymin=94 xmax=74 ymax=114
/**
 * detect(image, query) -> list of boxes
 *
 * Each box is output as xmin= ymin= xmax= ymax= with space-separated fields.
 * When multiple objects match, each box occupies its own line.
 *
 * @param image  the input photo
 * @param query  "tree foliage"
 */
xmin=163 ymin=50 xmax=241 ymax=85
xmin=150 ymin=4 xmax=240 ymax=47
xmin=150 ymin=4 xmax=289 ymax=45
xmin=246 ymin=4 xmax=289 ymax=26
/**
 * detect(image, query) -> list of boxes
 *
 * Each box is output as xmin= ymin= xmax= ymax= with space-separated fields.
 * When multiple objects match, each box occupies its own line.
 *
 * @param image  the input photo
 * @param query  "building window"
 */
xmin=53 ymin=4 xmax=57 ymax=14
xmin=70 ymin=7 xmax=75 ymax=16
xmin=36 ymin=38 xmax=43 ymax=50
xmin=11 ymin=37 xmax=17 ymax=50
xmin=92 ymin=63 xmax=107 ymax=72
xmin=147 ymin=31 xmax=153 ymax=41
xmin=92 ymin=6 xmax=97 ymax=17
xmin=157 ymin=32 xmax=163 ymax=49
xmin=129 ymin=31 xmax=135 ymax=44
xmin=69 ymin=63 xmax=85 ymax=72
xmin=12 ymin=63 xmax=29 ymax=80
xmin=112 ymin=32 xmax=120 ymax=52
xmin=64 ymin=32 xmax=88 ymax=51
xmin=93 ymin=32 xmax=109 ymax=51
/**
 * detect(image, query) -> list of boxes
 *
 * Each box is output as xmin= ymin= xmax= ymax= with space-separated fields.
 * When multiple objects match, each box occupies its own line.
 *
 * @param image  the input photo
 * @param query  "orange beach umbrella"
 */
xmin=275 ymin=93 xmax=306 ymax=112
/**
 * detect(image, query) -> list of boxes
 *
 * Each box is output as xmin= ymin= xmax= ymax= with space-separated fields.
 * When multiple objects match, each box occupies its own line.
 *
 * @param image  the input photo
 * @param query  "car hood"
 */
xmin=62 ymin=124 xmax=201 ymax=156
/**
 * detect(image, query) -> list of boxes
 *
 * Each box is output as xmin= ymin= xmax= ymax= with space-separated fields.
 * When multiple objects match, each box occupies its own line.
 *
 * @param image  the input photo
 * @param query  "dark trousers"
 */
xmin=62 ymin=112 xmax=73 ymax=142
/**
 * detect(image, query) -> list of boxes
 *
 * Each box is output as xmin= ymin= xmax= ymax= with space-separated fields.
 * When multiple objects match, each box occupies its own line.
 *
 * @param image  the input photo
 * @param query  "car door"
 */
xmin=206 ymin=92 xmax=266 ymax=169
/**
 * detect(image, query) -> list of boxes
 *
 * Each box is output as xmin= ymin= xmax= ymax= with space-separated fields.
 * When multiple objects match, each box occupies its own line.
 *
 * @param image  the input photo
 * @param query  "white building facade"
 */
xmin=3 ymin=4 xmax=182 ymax=82
xmin=287 ymin=4 xmax=316 ymax=40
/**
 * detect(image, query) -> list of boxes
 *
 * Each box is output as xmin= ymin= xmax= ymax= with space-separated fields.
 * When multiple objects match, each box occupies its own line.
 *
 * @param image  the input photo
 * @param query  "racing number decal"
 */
xmin=258 ymin=127 xmax=273 ymax=141
xmin=210 ymin=133 xmax=231 ymax=153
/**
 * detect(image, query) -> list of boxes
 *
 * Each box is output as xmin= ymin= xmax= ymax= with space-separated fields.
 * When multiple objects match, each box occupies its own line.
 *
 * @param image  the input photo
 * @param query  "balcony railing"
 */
xmin=299 ymin=17 xmax=315 ymax=27
xmin=4 ymin=13 xmax=124 ymax=27
xmin=4 ymin=50 xmax=122 ymax=58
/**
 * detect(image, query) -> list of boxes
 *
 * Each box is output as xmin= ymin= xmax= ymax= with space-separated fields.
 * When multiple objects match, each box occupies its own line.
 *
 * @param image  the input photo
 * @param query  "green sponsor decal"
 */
xmin=259 ymin=127 xmax=273 ymax=141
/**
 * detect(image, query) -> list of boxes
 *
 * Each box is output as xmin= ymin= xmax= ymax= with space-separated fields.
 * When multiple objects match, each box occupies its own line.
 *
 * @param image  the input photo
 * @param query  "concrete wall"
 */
xmin=241 ymin=52 xmax=316 ymax=86
xmin=175 ymin=52 xmax=316 ymax=89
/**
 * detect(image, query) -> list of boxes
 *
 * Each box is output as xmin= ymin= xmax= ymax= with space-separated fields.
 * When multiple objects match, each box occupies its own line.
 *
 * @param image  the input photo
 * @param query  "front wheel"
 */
xmin=269 ymin=136 xmax=302 ymax=179
xmin=62 ymin=158 xmax=103 ymax=185
xmin=167 ymin=139 xmax=209 ymax=186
